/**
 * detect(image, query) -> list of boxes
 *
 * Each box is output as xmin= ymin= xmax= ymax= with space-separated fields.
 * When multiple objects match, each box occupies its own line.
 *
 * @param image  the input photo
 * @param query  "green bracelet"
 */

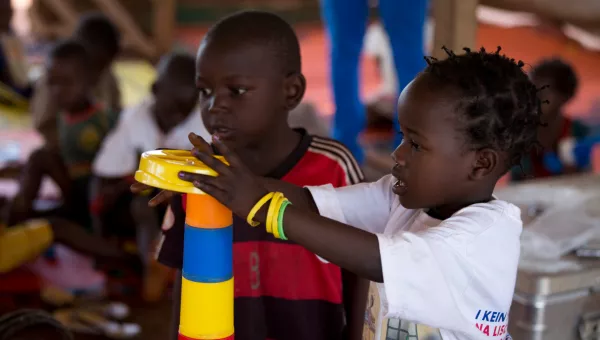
xmin=277 ymin=200 xmax=291 ymax=240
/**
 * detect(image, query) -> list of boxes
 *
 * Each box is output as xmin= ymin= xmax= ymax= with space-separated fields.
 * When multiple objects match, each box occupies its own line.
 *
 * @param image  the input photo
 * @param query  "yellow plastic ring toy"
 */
xmin=134 ymin=150 xmax=228 ymax=195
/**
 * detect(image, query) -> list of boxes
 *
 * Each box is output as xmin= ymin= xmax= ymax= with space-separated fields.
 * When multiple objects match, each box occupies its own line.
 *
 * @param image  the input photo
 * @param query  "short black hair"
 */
xmin=49 ymin=39 xmax=91 ymax=69
xmin=531 ymin=58 xmax=578 ymax=100
xmin=203 ymin=10 xmax=301 ymax=74
xmin=156 ymin=53 xmax=196 ymax=86
xmin=0 ymin=309 xmax=73 ymax=340
xmin=424 ymin=46 xmax=543 ymax=167
xmin=74 ymin=13 xmax=120 ymax=57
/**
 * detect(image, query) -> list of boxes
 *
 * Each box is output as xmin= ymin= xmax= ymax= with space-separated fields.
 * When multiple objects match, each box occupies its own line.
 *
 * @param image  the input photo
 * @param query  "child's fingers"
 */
xmin=130 ymin=182 xmax=150 ymax=194
xmin=188 ymin=133 xmax=212 ymax=154
xmin=148 ymin=190 xmax=174 ymax=207
xmin=191 ymin=180 xmax=229 ymax=207
xmin=178 ymin=171 xmax=228 ymax=192
xmin=212 ymin=136 xmax=244 ymax=169
xmin=191 ymin=147 xmax=232 ymax=175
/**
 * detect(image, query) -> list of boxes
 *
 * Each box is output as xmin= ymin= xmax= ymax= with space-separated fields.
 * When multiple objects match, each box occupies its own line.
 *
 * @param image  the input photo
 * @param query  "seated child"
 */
xmin=6 ymin=39 xmax=117 ymax=229
xmin=0 ymin=309 xmax=73 ymax=340
xmin=511 ymin=58 xmax=588 ymax=180
xmin=31 ymin=13 xmax=121 ymax=149
xmin=177 ymin=46 xmax=540 ymax=339
xmin=91 ymin=53 xmax=208 ymax=282
xmin=135 ymin=11 xmax=368 ymax=340
xmin=0 ymin=41 xmax=131 ymax=282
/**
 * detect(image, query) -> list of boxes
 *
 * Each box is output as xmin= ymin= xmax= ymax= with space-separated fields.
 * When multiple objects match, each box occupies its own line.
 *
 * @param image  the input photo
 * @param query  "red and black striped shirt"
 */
xmin=157 ymin=129 xmax=363 ymax=340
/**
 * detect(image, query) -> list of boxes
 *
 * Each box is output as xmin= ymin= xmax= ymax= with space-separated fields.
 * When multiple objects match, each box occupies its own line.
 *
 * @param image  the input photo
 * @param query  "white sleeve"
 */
xmin=306 ymin=174 xmax=396 ymax=234
xmin=92 ymin=119 xmax=138 ymax=178
xmin=378 ymin=203 xmax=520 ymax=338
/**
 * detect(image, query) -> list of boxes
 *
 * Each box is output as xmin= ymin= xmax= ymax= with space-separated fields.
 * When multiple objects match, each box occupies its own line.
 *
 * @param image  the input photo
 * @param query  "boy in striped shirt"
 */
xmin=134 ymin=10 xmax=367 ymax=340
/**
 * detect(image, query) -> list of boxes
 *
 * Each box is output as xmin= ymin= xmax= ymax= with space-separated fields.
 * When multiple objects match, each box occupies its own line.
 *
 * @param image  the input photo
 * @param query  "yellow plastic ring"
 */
xmin=134 ymin=150 xmax=228 ymax=195
xmin=246 ymin=192 xmax=274 ymax=227
xmin=266 ymin=192 xmax=281 ymax=234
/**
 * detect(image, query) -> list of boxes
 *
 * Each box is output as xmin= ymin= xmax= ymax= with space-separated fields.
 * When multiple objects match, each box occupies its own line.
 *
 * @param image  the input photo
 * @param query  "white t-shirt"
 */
xmin=92 ymin=96 xmax=210 ymax=177
xmin=307 ymin=174 xmax=521 ymax=340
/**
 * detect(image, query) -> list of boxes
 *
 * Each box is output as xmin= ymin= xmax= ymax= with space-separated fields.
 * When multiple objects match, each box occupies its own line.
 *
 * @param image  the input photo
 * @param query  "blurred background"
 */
xmin=0 ymin=0 xmax=600 ymax=339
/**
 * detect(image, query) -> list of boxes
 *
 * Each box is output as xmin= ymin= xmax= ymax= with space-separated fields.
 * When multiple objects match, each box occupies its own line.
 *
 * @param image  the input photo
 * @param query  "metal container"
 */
xmin=495 ymin=175 xmax=600 ymax=340
xmin=509 ymin=260 xmax=600 ymax=340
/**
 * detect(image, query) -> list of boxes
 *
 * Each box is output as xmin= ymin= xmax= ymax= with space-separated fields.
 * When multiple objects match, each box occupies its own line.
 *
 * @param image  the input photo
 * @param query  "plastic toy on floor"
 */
xmin=0 ymin=219 xmax=52 ymax=273
xmin=135 ymin=149 xmax=234 ymax=340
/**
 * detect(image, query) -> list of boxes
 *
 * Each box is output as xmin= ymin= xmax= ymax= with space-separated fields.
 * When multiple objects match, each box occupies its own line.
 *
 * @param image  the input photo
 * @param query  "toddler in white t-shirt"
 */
xmin=159 ymin=46 xmax=543 ymax=339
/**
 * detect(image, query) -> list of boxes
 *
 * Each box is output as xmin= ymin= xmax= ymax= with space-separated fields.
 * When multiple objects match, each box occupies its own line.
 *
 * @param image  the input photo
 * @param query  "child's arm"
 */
xmin=276 ymin=203 xmax=384 ymax=282
xmin=179 ymin=138 xmax=395 ymax=282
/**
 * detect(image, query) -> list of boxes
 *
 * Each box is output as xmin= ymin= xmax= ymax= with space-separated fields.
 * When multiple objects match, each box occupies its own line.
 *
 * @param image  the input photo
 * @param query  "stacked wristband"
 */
xmin=246 ymin=192 xmax=291 ymax=240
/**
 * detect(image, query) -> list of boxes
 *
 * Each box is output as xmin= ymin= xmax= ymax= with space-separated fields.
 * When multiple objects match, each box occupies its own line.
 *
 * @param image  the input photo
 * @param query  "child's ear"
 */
xmin=470 ymin=148 xmax=498 ymax=180
xmin=283 ymin=73 xmax=306 ymax=110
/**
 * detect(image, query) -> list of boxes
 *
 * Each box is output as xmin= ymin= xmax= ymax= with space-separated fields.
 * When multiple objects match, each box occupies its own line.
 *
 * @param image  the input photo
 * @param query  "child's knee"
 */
xmin=27 ymin=147 xmax=59 ymax=169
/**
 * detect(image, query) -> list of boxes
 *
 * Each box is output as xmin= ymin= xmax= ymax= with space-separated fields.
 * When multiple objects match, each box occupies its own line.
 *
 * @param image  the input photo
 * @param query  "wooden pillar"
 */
xmin=153 ymin=0 xmax=176 ymax=55
xmin=431 ymin=0 xmax=478 ymax=59
xmin=30 ymin=0 xmax=76 ymax=40
xmin=91 ymin=0 xmax=158 ymax=58
xmin=42 ymin=0 xmax=78 ymax=30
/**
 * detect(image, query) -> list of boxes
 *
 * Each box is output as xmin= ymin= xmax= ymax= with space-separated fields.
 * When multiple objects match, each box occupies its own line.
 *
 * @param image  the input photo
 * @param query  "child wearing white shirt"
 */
xmin=165 ymin=47 xmax=540 ymax=339
xmin=91 ymin=53 xmax=209 ymax=295
xmin=93 ymin=54 xmax=209 ymax=178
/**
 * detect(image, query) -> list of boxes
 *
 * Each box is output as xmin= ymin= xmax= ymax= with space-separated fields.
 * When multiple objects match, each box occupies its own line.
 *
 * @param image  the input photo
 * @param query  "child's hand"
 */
xmin=130 ymin=182 xmax=175 ymax=207
xmin=129 ymin=133 xmax=211 ymax=207
xmin=178 ymin=135 xmax=268 ymax=219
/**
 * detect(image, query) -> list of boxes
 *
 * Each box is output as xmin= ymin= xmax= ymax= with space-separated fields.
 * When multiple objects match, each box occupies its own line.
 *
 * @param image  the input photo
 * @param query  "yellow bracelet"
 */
xmin=247 ymin=192 xmax=274 ymax=227
xmin=266 ymin=192 xmax=283 ymax=234
xmin=271 ymin=194 xmax=286 ymax=239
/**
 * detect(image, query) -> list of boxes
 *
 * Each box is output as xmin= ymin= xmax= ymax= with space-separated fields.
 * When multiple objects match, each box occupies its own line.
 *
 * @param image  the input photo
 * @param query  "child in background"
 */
xmin=0 ymin=41 xmax=130 ymax=287
xmin=6 ymin=39 xmax=117 ymax=229
xmin=178 ymin=46 xmax=539 ymax=339
xmin=0 ymin=309 xmax=73 ymax=340
xmin=133 ymin=10 xmax=367 ymax=340
xmin=32 ymin=13 xmax=121 ymax=149
xmin=91 ymin=53 xmax=209 ymax=299
xmin=511 ymin=58 xmax=588 ymax=180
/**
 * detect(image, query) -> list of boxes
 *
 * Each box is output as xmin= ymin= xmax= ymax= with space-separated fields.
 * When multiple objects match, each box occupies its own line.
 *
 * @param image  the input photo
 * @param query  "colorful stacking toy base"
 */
xmin=135 ymin=150 xmax=234 ymax=340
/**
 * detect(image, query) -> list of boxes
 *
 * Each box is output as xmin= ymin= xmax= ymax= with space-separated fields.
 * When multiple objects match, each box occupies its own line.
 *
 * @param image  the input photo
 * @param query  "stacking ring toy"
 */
xmin=135 ymin=150 xmax=234 ymax=340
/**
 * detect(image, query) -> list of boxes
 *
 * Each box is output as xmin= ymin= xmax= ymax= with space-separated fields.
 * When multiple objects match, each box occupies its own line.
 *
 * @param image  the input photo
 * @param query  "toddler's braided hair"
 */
xmin=424 ymin=46 xmax=543 ymax=166
xmin=0 ymin=309 xmax=73 ymax=340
